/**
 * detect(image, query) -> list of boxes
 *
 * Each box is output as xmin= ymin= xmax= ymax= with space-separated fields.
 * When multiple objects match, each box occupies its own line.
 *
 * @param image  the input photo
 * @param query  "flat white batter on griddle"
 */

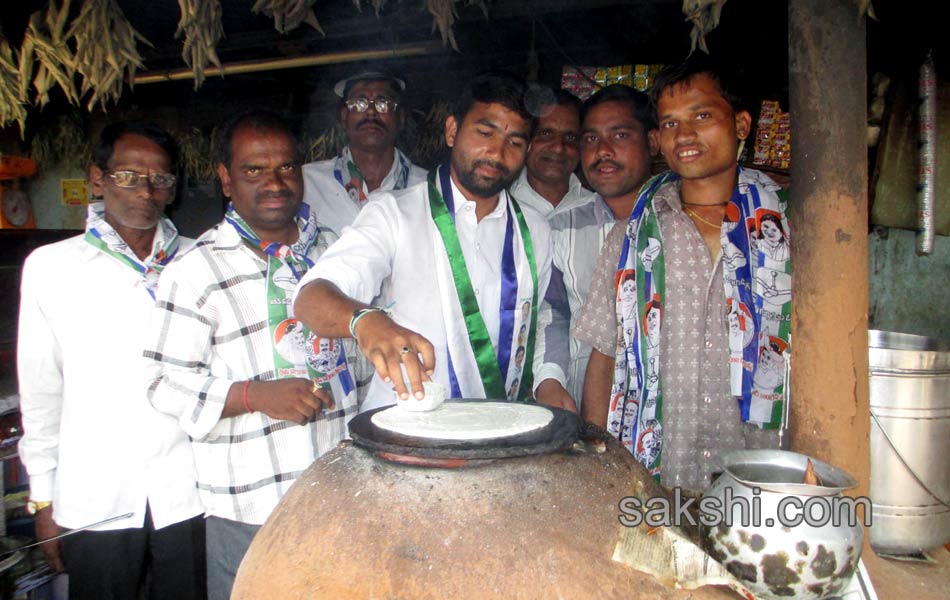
xmin=371 ymin=402 xmax=553 ymax=440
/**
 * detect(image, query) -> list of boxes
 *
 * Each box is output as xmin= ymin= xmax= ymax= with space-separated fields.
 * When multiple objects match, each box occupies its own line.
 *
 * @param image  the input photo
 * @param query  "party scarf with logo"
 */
xmin=83 ymin=201 xmax=179 ymax=300
xmin=612 ymin=168 xmax=791 ymax=479
xmin=225 ymin=202 xmax=354 ymax=396
xmin=332 ymin=145 xmax=411 ymax=205
xmin=427 ymin=163 xmax=539 ymax=402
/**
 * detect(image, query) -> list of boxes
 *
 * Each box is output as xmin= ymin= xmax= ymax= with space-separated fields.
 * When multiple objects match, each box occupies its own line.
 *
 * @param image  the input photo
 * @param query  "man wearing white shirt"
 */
xmin=17 ymin=122 xmax=205 ymax=599
xmin=302 ymin=69 xmax=427 ymax=237
xmin=509 ymin=89 xmax=594 ymax=218
xmin=295 ymin=74 xmax=574 ymax=413
xmin=535 ymin=85 xmax=658 ymax=409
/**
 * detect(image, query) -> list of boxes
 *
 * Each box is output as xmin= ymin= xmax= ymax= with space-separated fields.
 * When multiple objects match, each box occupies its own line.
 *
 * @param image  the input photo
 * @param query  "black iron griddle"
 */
xmin=348 ymin=399 xmax=580 ymax=464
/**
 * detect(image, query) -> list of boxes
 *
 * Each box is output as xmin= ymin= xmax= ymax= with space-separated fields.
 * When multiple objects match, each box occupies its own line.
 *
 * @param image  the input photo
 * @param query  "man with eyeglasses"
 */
xmin=17 ymin=121 xmax=206 ymax=599
xmin=141 ymin=110 xmax=357 ymax=599
xmin=302 ymin=69 xmax=427 ymax=237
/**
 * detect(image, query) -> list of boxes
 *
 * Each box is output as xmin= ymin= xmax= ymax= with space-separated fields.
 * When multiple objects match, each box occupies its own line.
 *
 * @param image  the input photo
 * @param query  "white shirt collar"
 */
xmin=449 ymin=176 xmax=508 ymax=220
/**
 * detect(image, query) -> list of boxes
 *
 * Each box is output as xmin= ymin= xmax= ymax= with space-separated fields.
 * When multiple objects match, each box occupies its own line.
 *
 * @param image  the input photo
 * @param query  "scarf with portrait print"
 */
xmin=332 ymin=145 xmax=412 ymax=206
xmin=83 ymin=201 xmax=179 ymax=300
xmin=612 ymin=167 xmax=791 ymax=479
xmin=225 ymin=202 xmax=354 ymax=399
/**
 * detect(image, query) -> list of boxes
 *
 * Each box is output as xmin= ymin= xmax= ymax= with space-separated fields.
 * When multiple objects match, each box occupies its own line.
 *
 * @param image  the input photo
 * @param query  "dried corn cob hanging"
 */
xmin=0 ymin=37 xmax=28 ymax=137
xmin=252 ymin=0 xmax=325 ymax=34
xmin=176 ymin=0 xmax=225 ymax=90
xmin=19 ymin=0 xmax=79 ymax=108
xmin=68 ymin=0 xmax=152 ymax=111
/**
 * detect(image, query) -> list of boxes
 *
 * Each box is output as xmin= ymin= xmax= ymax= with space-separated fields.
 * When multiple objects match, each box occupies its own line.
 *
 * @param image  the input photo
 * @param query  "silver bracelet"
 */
xmin=349 ymin=307 xmax=385 ymax=339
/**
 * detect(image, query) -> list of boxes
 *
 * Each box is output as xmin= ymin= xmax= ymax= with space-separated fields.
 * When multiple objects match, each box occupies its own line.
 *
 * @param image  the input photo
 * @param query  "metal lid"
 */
xmin=714 ymin=449 xmax=858 ymax=496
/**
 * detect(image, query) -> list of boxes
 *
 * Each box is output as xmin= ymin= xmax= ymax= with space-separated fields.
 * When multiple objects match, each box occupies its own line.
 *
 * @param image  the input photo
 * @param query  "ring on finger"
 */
xmin=311 ymin=381 xmax=320 ymax=395
xmin=400 ymin=346 xmax=411 ymax=354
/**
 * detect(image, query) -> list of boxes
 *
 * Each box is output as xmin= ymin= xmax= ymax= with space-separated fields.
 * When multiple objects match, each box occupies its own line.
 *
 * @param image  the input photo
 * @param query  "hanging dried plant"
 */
xmin=68 ymin=0 xmax=152 ymax=111
xmin=176 ymin=0 xmax=225 ymax=90
xmin=408 ymin=100 xmax=451 ymax=167
xmin=304 ymin=125 xmax=346 ymax=162
xmin=0 ymin=37 xmax=28 ymax=137
xmin=176 ymin=126 xmax=217 ymax=182
xmin=252 ymin=0 xmax=325 ymax=35
xmin=425 ymin=0 xmax=488 ymax=52
xmin=19 ymin=0 xmax=79 ymax=108
xmin=351 ymin=0 xmax=389 ymax=16
xmin=29 ymin=113 xmax=91 ymax=173
xmin=682 ymin=0 xmax=727 ymax=55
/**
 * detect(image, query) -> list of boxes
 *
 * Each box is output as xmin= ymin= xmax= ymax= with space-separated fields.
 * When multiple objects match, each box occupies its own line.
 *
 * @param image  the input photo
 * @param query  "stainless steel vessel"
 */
xmin=704 ymin=449 xmax=864 ymax=600
xmin=869 ymin=329 xmax=950 ymax=554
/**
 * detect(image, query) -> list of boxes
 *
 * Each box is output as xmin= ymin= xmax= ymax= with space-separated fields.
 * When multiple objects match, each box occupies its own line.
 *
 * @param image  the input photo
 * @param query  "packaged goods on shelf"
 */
xmin=753 ymin=100 xmax=791 ymax=170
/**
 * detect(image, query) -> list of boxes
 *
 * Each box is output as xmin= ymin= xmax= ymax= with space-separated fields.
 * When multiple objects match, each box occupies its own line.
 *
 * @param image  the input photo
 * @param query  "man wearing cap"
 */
xmin=302 ymin=70 xmax=427 ymax=237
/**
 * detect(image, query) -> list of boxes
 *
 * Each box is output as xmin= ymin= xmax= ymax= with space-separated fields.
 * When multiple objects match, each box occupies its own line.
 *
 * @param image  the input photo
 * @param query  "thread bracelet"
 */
xmin=242 ymin=380 xmax=254 ymax=414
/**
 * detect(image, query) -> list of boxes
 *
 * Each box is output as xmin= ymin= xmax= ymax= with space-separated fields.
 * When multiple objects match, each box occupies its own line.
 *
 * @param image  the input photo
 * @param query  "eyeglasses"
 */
xmin=344 ymin=97 xmax=398 ymax=114
xmin=107 ymin=170 xmax=177 ymax=189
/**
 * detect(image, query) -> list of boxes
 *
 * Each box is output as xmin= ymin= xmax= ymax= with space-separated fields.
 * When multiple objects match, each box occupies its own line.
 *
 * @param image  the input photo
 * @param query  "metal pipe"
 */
xmin=133 ymin=43 xmax=442 ymax=85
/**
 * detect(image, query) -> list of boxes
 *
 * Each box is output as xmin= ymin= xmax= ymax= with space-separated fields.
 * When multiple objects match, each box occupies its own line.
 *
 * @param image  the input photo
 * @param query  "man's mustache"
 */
xmin=356 ymin=117 xmax=388 ymax=131
xmin=256 ymin=190 xmax=293 ymax=201
xmin=472 ymin=159 xmax=509 ymax=176
xmin=591 ymin=158 xmax=622 ymax=171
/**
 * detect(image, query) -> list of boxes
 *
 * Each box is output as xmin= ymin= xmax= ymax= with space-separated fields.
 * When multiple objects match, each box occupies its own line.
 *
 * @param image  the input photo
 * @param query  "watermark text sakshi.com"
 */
xmin=618 ymin=487 xmax=872 ymax=528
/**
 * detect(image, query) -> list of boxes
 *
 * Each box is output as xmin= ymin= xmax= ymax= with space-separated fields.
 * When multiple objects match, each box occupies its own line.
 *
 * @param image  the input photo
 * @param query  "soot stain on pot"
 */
xmin=835 ymin=556 xmax=857 ymax=581
xmin=761 ymin=551 xmax=799 ymax=597
xmin=810 ymin=544 xmax=837 ymax=578
xmin=706 ymin=542 xmax=728 ymax=565
xmin=796 ymin=541 xmax=809 ymax=556
xmin=749 ymin=534 xmax=766 ymax=552
xmin=725 ymin=560 xmax=758 ymax=583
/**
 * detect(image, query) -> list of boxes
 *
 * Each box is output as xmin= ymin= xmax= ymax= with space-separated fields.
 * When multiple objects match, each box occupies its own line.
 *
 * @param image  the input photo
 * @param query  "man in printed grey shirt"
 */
xmin=534 ymin=85 xmax=658 ymax=409
xmin=573 ymin=56 xmax=785 ymax=492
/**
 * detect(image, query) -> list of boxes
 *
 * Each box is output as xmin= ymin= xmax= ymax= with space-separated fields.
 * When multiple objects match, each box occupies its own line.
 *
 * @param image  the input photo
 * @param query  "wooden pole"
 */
xmin=133 ymin=43 xmax=442 ymax=85
xmin=787 ymin=0 xmax=870 ymax=499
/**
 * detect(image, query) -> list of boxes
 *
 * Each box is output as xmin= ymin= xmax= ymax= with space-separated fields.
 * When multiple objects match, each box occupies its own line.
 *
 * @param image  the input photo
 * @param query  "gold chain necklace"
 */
xmin=684 ymin=207 xmax=723 ymax=229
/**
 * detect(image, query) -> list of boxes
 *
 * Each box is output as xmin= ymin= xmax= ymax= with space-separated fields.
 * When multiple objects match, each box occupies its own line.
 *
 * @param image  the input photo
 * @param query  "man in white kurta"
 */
xmin=17 ymin=122 xmax=205 ymax=600
xmin=295 ymin=74 xmax=575 ymax=414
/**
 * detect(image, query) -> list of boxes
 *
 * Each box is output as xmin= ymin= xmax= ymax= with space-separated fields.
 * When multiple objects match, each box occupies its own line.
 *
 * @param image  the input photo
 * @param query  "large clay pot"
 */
xmin=232 ymin=436 xmax=737 ymax=599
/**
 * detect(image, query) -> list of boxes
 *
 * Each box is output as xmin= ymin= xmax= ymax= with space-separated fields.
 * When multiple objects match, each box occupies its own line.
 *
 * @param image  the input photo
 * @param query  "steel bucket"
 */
xmin=869 ymin=329 xmax=950 ymax=554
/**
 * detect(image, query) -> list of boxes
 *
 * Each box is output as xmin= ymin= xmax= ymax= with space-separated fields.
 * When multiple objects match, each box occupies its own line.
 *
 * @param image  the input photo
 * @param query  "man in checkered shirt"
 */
xmin=142 ymin=110 xmax=357 ymax=600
